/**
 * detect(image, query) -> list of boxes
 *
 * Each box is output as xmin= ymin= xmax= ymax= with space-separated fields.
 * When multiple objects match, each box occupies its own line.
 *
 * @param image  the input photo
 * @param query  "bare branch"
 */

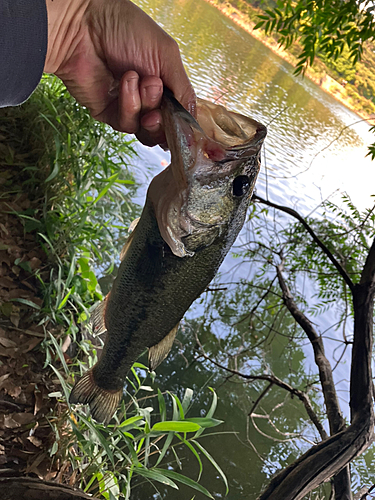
xmin=276 ymin=264 xmax=351 ymax=499
xmin=253 ymin=194 xmax=354 ymax=292
xmin=354 ymin=483 xmax=375 ymax=500
xmin=248 ymin=382 xmax=273 ymax=416
xmin=276 ymin=264 xmax=345 ymax=436
xmin=256 ymin=215 xmax=375 ymax=500
xmin=195 ymin=337 xmax=328 ymax=441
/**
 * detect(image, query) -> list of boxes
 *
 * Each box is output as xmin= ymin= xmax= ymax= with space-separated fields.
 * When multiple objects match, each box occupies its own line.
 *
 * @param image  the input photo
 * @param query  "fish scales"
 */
xmin=69 ymin=89 xmax=267 ymax=424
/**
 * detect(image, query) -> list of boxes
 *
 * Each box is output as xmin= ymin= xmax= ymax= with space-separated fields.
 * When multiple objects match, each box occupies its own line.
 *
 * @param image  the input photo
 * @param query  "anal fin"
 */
xmin=148 ymin=323 xmax=179 ymax=372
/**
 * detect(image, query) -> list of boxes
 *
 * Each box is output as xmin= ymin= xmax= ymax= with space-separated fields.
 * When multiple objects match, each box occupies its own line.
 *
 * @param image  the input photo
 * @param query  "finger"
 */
xmin=140 ymin=76 xmax=163 ymax=114
xmin=117 ymin=71 xmax=141 ymax=133
xmin=136 ymin=109 xmax=166 ymax=147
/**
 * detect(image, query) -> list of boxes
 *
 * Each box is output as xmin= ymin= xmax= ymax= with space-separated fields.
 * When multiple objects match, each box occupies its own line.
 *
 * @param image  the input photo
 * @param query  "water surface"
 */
xmin=123 ymin=0 xmax=375 ymax=497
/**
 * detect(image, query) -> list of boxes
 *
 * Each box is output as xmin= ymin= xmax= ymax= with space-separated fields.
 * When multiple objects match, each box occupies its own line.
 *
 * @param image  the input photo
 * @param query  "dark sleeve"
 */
xmin=0 ymin=0 xmax=48 ymax=107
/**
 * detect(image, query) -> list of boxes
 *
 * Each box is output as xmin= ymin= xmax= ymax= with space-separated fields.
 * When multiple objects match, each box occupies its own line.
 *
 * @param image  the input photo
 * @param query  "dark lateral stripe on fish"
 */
xmin=69 ymin=370 xmax=122 ymax=425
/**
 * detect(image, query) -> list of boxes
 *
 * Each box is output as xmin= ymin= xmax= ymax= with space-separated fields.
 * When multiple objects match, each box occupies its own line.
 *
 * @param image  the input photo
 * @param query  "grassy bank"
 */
xmin=204 ymin=0 xmax=375 ymax=121
xmin=0 ymin=76 xmax=227 ymax=499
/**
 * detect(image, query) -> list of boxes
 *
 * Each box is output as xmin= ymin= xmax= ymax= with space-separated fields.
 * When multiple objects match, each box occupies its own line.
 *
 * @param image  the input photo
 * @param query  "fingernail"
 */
xmin=145 ymin=123 xmax=161 ymax=134
xmin=144 ymin=85 xmax=162 ymax=101
xmin=126 ymin=76 xmax=138 ymax=92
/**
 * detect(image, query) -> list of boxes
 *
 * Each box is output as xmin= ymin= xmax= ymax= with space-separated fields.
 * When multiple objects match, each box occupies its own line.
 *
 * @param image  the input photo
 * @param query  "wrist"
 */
xmin=44 ymin=0 xmax=90 ymax=74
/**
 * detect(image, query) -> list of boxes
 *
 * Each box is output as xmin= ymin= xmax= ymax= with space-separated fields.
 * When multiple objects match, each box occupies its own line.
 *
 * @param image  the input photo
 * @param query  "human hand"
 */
xmin=44 ymin=0 xmax=196 ymax=146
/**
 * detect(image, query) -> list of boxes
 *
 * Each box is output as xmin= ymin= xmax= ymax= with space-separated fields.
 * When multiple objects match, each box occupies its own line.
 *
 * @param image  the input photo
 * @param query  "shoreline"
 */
xmin=203 ymin=0 xmax=374 ymax=124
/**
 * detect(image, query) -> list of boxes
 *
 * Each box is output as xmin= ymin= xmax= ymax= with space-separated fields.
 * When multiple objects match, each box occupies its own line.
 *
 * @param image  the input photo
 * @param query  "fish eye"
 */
xmin=232 ymin=175 xmax=250 ymax=197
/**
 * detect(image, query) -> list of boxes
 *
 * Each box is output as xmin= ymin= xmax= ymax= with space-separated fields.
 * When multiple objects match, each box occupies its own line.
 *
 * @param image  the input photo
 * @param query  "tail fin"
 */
xmin=69 ymin=370 xmax=122 ymax=425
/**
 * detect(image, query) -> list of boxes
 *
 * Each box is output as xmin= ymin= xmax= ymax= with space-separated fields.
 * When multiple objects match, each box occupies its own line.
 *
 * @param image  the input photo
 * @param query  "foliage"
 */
xmin=252 ymin=0 xmax=375 ymax=75
xmin=50 ymin=348 xmax=225 ymax=500
xmin=218 ymin=0 xmax=375 ymax=115
xmin=15 ymin=75 xmax=228 ymax=499
xmin=242 ymin=195 xmax=375 ymax=322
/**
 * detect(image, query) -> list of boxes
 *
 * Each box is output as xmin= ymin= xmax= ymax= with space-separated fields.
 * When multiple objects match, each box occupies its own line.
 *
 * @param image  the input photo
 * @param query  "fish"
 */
xmin=69 ymin=89 xmax=267 ymax=424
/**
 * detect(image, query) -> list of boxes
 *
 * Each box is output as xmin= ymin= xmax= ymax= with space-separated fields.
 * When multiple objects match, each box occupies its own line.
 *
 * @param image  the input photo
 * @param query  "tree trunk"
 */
xmin=1 ymin=477 xmax=99 ymax=500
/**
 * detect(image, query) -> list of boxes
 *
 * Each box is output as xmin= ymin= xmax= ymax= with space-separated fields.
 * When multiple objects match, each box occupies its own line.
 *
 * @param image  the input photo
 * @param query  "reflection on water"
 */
xmin=117 ymin=0 xmax=375 ymax=497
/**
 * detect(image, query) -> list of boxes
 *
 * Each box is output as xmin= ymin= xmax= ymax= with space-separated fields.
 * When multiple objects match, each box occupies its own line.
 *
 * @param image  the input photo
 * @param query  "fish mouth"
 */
xmin=162 ymin=88 xmax=266 ymax=158
xmin=148 ymin=89 xmax=267 ymax=258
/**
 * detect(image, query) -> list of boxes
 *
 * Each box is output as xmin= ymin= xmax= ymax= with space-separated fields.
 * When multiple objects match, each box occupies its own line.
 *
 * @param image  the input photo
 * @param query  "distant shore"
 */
xmin=203 ymin=0 xmax=374 ymax=123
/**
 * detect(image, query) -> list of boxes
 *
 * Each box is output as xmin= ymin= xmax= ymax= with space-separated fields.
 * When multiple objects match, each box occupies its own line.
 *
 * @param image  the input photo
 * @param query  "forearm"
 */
xmin=0 ymin=0 xmax=47 ymax=107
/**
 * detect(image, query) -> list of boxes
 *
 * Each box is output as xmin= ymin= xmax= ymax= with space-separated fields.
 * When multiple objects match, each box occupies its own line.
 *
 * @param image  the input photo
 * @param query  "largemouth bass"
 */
xmin=69 ymin=90 xmax=267 ymax=424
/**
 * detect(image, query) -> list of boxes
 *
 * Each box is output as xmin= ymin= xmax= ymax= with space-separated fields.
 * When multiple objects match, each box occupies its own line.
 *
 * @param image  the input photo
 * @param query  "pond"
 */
xmin=115 ymin=0 xmax=375 ymax=497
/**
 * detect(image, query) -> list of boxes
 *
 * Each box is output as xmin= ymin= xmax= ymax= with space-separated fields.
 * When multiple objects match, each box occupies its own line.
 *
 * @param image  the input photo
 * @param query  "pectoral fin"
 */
xmin=90 ymin=293 xmax=110 ymax=335
xmin=119 ymin=217 xmax=140 ymax=261
xmin=148 ymin=323 xmax=179 ymax=371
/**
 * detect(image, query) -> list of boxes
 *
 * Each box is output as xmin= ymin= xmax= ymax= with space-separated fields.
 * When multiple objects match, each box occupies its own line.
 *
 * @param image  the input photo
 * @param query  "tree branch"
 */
xmin=253 ymin=194 xmax=354 ymax=292
xmin=276 ymin=264 xmax=351 ymax=499
xmin=254 ymin=215 xmax=375 ymax=500
xmin=276 ymin=264 xmax=345 ymax=436
xmin=195 ymin=338 xmax=328 ymax=441
xmin=1 ymin=477 xmax=98 ymax=500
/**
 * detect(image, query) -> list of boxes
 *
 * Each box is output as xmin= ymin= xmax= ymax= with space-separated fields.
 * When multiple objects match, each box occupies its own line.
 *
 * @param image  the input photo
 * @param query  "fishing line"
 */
xmin=262 ymin=105 xmax=290 ymax=200
xmin=307 ymin=116 xmax=375 ymax=171
xmin=265 ymin=105 xmax=289 ymax=128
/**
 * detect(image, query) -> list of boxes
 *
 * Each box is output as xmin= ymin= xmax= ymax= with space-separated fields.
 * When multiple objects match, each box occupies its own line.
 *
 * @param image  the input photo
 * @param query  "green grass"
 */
xmin=4 ymin=74 xmax=228 ymax=499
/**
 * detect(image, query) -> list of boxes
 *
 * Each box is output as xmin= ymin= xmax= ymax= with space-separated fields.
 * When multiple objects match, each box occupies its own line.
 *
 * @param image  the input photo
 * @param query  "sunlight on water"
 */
xmin=133 ymin=0 xmax=375 ymax=213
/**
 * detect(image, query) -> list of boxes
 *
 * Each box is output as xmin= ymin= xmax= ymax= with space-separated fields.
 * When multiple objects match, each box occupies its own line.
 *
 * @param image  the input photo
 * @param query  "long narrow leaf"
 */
xmin=155 ymin=432 xmax=174 ymax=466
xmin=158 ymin=389 xmax=167 ymax=421
xmin=182 ymin=388 xmax=194 ymax=414
xmin=192 ymin=440 xmax=229 ymax=495
xmin=152 ymin=421 xmax=200 ymax=433
xmin=185 ymin=418 xmax=223 ymax=429
xmin=177 ymin=435 xmax=203 ymax=481
xmin=135 ymin=468 xmax=179 ymax=489
xmin=154 ymin=469 xmax=214 ymax=499
xmin=79 ymin=414 xmax=115 ymax=466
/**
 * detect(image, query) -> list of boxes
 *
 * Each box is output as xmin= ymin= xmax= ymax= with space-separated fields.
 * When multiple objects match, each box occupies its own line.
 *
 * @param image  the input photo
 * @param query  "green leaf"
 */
xmin=155 ymin=432 xmax=174 ymax=466
xmin=177 ymin=436 xmax=203 ymax=481
xmin=10 ymin=298 xmax=40 ymax=310
xmin=45 ymin=161 xmax=60 ymax=182
xmin=192 ymin=441 xmax=229 ymax=495
xmin=93 ymin=173 xmax=119 ymax=205
xmin=118 ymin=416 xmax=144 ymax=428
xmin=158 ymin=389 xmax=167 ymax=422
xmin=79 ymin=414 xmax=115 ymax=466
xmin=185 ymin=418 xmax=223 ymax=429
xmin=48 ymin=332 xmax=69 ymax=376
xmin=152 ymin=421 xmax=201 ymax=433
xmin=57 ymin=285 xmax=75 ymax=310
xmin=154 ymin=469 xmax=214 ymax=499
xmin=207 ymin=388 xmax=218 ymax=418
xmin=132 ymin=362 xmax=149 ymax=370
xmin=182 ymin=388 xmax=194 ymax=414
xmin=49 ymin=364 xmax=70 ymax=404
xmin=135 ymin=468 xmax=179 ymax=489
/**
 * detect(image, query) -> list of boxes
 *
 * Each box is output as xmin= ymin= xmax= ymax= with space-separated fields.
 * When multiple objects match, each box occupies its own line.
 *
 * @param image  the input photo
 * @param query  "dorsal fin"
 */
xmin=148 ymin=323 xmax=179 ymax=372
xmin=90 ymin=292 xmax=110 ymax=336
xmin=120 ymin=217 xmax=140 ymax=261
